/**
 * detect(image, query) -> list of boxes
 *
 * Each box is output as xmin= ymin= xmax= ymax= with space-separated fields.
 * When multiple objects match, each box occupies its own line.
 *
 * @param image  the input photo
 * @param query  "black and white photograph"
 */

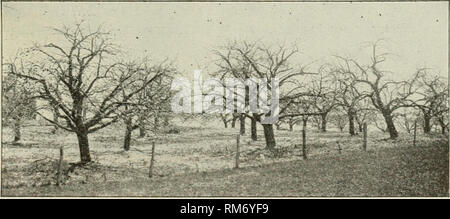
xmin=0 ymin=0 xmax=448 ymax=201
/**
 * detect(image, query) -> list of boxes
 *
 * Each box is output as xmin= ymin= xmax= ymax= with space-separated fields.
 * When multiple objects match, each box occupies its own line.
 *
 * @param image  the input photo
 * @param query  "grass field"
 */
xmin=1 ymin=118 xmax=448 ymax=197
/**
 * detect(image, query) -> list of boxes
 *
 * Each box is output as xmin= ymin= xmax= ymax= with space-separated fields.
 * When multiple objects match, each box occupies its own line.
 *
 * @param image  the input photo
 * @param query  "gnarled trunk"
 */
xmin=262 ymin=124 xmax=276 ymax=149
xmin=76 ymin=130 xmax=91 ymax=164
xmin=383 ymin=111 xmax=398 ymax=139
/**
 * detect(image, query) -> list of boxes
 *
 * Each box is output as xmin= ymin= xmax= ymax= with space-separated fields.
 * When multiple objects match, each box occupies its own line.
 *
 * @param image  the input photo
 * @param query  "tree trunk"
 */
xmin=231 ymin=115 xmax=237 ymax=128
xmin=262 ymin=124 xmax=276 ymax=149
xmin=348 ymin=111 xmax=356 ymax=136
xmin=52 ymin=108 xmax=59 ymax=134
xmin=154 ymin=116 xmax=159 ymax=131
xmin=321 ymin=113 xmax=327 ymax=132
xmin=76 ymin=130 xmax=91 ymax=164
xmin=239 ymin=114 xmax=245 ymax=135
xmin=302 ymin=118 xmax=308 ymax=159
xmin=138 ymin=115 xmax=146 ymax=138
xmin=423 ymin=114 xmax=431 ymax=134
xmin=123 ymin=119 xmax=132 ymax=151
xmin=358 ymin=122 xmax=363 ymax=133
xmin=13 ymin=117 xmax=21 ymax=142
xmin=251 ymin=117 xmax=257 ymax=141
xmin=440 ymin=121 xmax=447 ymax=134
xmin=383 ymin=111 xmax=399 ymax=139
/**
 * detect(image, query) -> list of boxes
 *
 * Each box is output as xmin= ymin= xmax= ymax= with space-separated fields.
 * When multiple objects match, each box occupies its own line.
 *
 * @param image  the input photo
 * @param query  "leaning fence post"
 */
xmin=413 ymin=120 xmax=417 ymax=147
xmin=235 ymin=134 xmax=240 ymax=169
xmin=149 ymin=141 xmax=156 ymax=178
xmin=362 ymin=122 xmax=367 ymax=151
xmin=56 ymin=146 xmax=64 ymax=186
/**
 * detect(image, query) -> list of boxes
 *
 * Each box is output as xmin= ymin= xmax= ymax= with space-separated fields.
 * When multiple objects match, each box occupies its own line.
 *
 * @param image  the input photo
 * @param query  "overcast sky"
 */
xmin=2 ymin=2 xmax=448 ymax=80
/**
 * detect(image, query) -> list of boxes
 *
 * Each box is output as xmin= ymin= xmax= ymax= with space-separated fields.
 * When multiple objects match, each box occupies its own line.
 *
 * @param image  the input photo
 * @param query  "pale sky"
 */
xmin=2 ymin=2 xmax=448 ymax=81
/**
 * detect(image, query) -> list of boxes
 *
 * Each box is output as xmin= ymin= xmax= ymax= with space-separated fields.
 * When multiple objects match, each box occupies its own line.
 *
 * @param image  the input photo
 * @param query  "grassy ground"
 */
xmin=1 ymin=118 xmax=449 ymax=197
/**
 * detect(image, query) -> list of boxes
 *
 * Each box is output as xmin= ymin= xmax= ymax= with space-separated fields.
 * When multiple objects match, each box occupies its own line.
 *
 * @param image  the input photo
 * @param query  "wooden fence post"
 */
xmin=149 ymin=141 xmax=156 ymax=178
xmin=235 ymin=134 xmax=240 ymax=169
xmin=56 ymin=146 xmax=64 ymax=186
xmin=362 ymin=122 xmax=367 ymax=151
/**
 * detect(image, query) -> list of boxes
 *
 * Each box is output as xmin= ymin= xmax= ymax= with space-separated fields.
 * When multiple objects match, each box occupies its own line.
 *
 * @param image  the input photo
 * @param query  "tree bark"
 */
xmin=251 ymin=116 xmax=257 ymax=141
xmin=321 ymin=113 xmax=327 ymax=132
xmin=348 ymin=110 xmax=356 ymax=136
xmin=358 ymin=122 xmax=363 ymax=133
xmin=222 ymin=117 xmax=228 ymax=128
xmin=239 ymin=114 xmax=245 ymax=135
xmin=154 ymin=116 xmax=159 ymax=131
xmin=123 ymin=118 xmax=132 ymax=151
xmin=76 ymin=130 xmax=91 ymax=164
xmin=383 ymin=111 xmax=399 ymax=139
xmin=262 ymin=124 xmax=276 ymax=149
xmin=302 ymin=118 xmax=308 ymax=159
xmin=423 ymin=114 xmax=431 ymax=134
xmin=52 ymin=108 xmax=59 ymax=134
xmin=137 ymin=114 xmax=146 ymax=138
xmin=231 ymin=115 xmax=237 ymax=128
xmin=13 ymin=117 xmax=21 ymax=142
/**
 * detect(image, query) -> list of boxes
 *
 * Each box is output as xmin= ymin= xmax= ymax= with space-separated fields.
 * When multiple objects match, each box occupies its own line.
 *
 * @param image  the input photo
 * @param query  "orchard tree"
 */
xmin=409 ymin=72 xmax=448 ymax=134
xmin=335 ymin=42 xmax=421 ymax=139
xmin=9 ymin=24 xmax=168 ymax=163
xmin=332 ymin=65 xmax=365 ymax=136
xmin=310 ymin=66 xmax=337 ymax=132
xmin=120 ymin=59 xmax=175 ymax=151
xmin=1 ymin=67 xmax=36 ymax=142
xmin=214 ymin=41 xmax=315 ymax=149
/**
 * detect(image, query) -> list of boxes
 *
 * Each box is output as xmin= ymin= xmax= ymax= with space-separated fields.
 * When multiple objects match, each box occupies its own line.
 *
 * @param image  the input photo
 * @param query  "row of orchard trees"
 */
xmin=2 ymin=24 xmax=176 ymax=163
xmin=213 ymin=40 xmax=448 ymax=149
xmin=2 ymin=24 xmax=448 ymax=164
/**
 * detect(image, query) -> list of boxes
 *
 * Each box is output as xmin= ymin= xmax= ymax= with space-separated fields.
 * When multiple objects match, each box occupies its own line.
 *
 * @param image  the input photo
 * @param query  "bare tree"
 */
xmin=310 ymin=67 xmax=337 ymax=132
xmin=335 ymin=42 xmax=421 ymax=139
xmin=8 ymin=24 xmax=169 ymax=163
xmin=119 ymin=60 xmax=175 ymax=151
xmin=1 ymin=68 xmax=36 ymax=142
xmin=214 ymin=41 xmax=315 ymax=149
xmin=332 ymin=65 xmax=365 ymax=136
xmin=330 ymin=111 xmax=347 ymax=132
xmin=408 ymin=72 xmax=448 ymax=134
